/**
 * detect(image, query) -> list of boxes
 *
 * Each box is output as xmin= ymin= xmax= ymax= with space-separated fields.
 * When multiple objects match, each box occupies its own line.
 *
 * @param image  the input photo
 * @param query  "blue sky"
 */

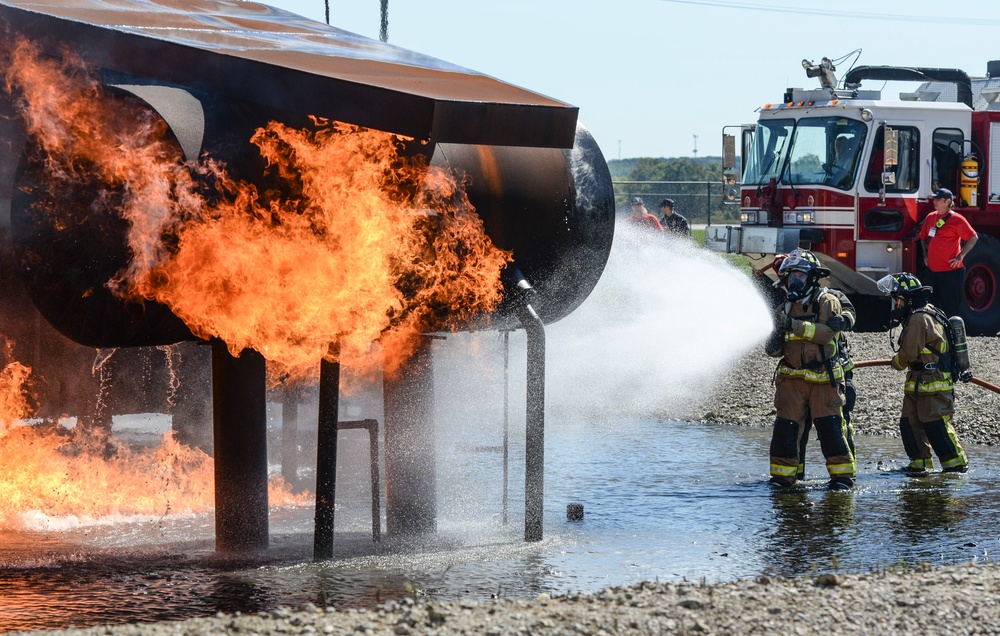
xmin=265 ymin=0 xmax=1000 ymax=161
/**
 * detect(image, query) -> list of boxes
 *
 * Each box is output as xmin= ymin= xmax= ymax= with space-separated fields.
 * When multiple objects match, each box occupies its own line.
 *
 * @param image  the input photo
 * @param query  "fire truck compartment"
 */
xmin=704 ymin=225 xmax=806 ymax=255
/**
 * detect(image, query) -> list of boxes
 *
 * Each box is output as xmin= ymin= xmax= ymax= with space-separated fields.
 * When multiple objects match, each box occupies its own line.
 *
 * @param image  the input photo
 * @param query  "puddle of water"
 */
xmin=2 ymin=417 xmax=999 ymax=632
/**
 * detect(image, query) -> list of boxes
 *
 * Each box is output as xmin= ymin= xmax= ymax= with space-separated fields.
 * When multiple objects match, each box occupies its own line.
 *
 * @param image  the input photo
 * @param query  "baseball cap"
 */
xmin=660 ymin=198 xmax=675 ymax=208
xmin=631 ymin=196 xmax=643 ymax=205
xmin=930 ymin=188 xmax=955 ymax=200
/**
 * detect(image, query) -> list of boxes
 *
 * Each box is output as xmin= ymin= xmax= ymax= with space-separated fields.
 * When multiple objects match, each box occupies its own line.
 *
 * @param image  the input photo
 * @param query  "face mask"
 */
xmin=889 ymin=296 xmax=909 ymax=327
xmin=785 ymin=271 xmax=809 ymax=300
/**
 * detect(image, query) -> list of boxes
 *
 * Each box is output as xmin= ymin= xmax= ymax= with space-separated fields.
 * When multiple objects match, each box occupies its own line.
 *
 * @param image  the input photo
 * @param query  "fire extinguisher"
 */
xmin=960 ymin=154 xmax=979 ymax=207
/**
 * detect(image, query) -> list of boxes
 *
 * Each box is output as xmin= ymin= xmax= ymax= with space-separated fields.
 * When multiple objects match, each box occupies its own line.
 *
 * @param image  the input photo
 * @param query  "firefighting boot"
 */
xmin=814 ymin=415 xmax=856 ymax=487
xmin=899 ymin=417 xmax=932 ymax=473
xmin=769 ymin=417 xmax=801 ymax=487
xmin=924 ymin=417 xmax=969 ymax=473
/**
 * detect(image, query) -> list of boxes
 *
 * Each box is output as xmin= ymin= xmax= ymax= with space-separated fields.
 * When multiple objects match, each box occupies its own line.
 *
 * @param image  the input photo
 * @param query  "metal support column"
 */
xmin=383 ymin=338 xmax=437 ymax=537
xmin=211 ymin=339 xmax=269 ymax=554
xmin=313 ymin=358 xmax=340 ymax=560
xmin=518 ymin=305 xmax=546 ymax=542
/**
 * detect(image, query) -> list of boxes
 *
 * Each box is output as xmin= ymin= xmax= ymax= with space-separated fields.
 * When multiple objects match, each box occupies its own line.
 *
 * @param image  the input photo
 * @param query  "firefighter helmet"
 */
xmin=777 ymin=249 xmax=831 ymax=300
xmin=777 ymin=248 xmax=832 ymax=278
xmin=876 ymin=272 xmax=932 ymax=296
xmin=877 ymin=273 xmax=932 ymax=326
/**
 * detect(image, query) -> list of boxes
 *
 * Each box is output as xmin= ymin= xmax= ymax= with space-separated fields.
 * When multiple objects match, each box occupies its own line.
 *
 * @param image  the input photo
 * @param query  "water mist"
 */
xmin=431 ymin=222 xmax=774 ymax=534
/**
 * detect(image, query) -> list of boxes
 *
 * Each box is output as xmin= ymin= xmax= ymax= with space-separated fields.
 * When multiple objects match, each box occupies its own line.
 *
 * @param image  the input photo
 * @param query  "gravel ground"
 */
xmin=14 ymin=332 xmax=1000 ymax=636
xmin=12 ymin=562 xmax=1000 ymax=636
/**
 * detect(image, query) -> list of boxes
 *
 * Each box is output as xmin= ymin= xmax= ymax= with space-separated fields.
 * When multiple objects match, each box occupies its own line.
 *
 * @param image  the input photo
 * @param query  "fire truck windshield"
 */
xmin=744 ymin=117 xmax=868 ymax=191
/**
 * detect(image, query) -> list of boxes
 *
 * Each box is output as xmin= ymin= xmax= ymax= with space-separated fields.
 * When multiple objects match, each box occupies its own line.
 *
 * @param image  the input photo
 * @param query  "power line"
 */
xmin=658 ymin=0 xmax=1000 ymax=26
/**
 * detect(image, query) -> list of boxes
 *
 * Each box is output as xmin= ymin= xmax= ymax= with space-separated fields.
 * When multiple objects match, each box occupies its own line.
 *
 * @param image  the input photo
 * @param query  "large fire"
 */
xmin=3 ymin=36 xmax=511 ymax=382
xmin=0 ymin=36 xmax=508 ymax=525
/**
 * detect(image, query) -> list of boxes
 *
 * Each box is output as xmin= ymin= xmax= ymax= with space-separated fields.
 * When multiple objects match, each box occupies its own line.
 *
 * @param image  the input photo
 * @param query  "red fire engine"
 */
xmin=709 ymin=56 xmax=1000 ymax=334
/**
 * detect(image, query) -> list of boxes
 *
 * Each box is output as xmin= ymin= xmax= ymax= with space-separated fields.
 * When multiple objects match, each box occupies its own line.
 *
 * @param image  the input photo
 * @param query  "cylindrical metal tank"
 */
xmin=7 ymin=87 xmax=614 ymax=348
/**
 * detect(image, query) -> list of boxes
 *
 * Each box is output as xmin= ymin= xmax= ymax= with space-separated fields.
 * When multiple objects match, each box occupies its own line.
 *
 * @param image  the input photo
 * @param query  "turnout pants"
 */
xmin=798 ymin=373 xmax=856 ymax=478
xmin=771 ymin=375 xmax=855 ymax=484
xmin=899 ymin=391 xmax=968 ymax=471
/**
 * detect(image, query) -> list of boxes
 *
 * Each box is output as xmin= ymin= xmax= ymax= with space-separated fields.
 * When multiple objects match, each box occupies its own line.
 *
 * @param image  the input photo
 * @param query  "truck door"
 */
xmin=858 ymin=124 xmax=921 ymax=275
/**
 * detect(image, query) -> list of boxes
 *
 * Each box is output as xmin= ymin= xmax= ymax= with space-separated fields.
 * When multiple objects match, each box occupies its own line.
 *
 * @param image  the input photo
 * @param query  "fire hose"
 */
xmin=854 ymin=359 xmax=1000 ymax=395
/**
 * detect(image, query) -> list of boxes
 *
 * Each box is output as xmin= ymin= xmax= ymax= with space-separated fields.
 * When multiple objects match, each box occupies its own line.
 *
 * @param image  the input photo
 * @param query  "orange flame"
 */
xmin=3 ymin=37 xmax=511 ymax=383
xmin=0 ymin=425 xmax=308 ymax=530
xmin=0 ymin=338 xmax=33 ymax=433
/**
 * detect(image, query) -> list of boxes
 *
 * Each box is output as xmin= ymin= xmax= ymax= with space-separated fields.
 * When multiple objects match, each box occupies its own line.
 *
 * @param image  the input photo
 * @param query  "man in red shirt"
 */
xmin=919 ymin=188 xmax=978 ymax=317
xmin=626 ymin=196 xmax=664 ymax=232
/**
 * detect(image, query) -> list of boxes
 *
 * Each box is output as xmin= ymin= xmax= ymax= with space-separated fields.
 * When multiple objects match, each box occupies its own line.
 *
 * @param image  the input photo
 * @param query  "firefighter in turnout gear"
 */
xmin=797 ymin=288 xmax=857 ymax=479
xmin=766 ymin=249 xmax=856 ymax=490
xmin=878 ymin=273 xmax=969 ymax=473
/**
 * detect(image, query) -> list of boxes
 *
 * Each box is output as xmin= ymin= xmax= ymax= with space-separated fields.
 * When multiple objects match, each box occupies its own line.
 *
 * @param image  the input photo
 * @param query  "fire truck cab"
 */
xmin=708 ymin=57 xmax=1000 ymax=335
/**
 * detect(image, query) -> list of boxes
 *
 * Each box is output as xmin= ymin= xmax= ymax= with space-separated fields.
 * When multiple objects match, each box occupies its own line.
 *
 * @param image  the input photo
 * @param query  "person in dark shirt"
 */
xmin=659 ymin=198 xmax=690 ymax=237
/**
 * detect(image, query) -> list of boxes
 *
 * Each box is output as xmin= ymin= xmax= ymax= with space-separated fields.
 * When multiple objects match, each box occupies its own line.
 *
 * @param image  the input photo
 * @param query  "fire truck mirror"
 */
xmin=723 ymin=134 xmax=737 ymax=170
xmin=884 ymin=127 xmax=899 ymax=167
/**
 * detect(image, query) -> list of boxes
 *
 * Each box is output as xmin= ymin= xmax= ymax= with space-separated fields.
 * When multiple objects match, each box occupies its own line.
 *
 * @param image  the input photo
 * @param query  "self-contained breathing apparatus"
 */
xmin=876 ymin=273 xmax=972 ymax=382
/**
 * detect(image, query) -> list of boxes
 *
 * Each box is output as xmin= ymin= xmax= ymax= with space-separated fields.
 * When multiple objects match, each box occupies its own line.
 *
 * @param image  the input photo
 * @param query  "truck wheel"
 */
xmin=961 ymin=234 xmax=1000 ymax=336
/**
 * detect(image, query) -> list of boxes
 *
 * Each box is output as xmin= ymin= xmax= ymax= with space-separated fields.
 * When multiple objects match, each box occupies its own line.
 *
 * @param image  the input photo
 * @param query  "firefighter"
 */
xmin=877 ymin=273 xmax=969 ymax=473
xmin=797 ymin=288 xmax=857 ymax=479
xmin=766 ymin=249 xmax=856 ymax=490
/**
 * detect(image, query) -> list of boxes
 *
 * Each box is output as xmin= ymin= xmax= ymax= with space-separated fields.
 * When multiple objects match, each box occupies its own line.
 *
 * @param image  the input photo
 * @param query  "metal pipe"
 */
xmin=505 ymin=266 xmax=545 ymax=542
xmin=337 ymin=419 xmax=382 ymax=543
xmin=313 ymin=357 xmax=341 ymax=560
xmin=211 ymin=339 xmax=268 ymax=554
xmin=502 ymin=330 xmax=510 ymax=525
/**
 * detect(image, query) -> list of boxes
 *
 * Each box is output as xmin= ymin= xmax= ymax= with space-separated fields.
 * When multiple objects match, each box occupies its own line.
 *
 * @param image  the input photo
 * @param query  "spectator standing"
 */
xmin=659 ymin=198 xmax=690 ymax=237
xmin=627 ymin=196 xmax=664 ymax=232
xmin=919 ymin=188 xmax=978 ymax=317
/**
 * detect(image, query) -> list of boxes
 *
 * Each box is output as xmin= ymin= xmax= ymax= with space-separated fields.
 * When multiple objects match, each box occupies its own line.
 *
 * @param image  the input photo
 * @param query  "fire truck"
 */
xmin=707 ymin=56 xmax=1000 ymax=335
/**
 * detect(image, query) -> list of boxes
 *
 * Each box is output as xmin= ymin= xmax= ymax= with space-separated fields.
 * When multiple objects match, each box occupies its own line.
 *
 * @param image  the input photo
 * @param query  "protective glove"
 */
xmin=826 ymin=315 xmax=846 ymax=331
xmin=776 ymin=311 xmax=793 ymax=331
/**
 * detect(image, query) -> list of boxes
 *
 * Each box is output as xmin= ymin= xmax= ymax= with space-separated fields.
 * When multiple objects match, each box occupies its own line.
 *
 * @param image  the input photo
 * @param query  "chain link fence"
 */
xmin=613 ymin=180 xmax=740 ymax=226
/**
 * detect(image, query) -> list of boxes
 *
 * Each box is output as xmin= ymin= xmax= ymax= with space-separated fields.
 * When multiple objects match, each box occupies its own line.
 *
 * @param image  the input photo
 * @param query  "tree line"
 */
xmin=607 ymin=156 xmax=724 ymax=182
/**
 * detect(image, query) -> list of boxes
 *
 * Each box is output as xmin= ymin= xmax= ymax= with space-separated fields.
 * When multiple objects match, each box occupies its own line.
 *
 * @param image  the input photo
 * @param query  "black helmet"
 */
xmin=876 ymin=272 xmax=933 ymax=297
xmin=877 ymin=273 xmax=932 ymax=326
xmin=778 ymin=249 xmax=830 ymax=300
xmin=777 ymin=248 xmax=832 ymax=278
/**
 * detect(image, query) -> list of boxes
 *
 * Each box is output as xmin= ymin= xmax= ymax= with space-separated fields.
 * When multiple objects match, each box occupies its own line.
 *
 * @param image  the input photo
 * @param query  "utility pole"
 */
xmin=692 ymin=134 xmax=699 ymax=157
xmin=380 ymin=0 xmax=388 ymax=42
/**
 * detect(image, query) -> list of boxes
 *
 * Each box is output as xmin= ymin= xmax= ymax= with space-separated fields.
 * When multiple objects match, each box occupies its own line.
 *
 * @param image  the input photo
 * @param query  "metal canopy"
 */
xmin=0 ymin=0 xmax=579 ymax=147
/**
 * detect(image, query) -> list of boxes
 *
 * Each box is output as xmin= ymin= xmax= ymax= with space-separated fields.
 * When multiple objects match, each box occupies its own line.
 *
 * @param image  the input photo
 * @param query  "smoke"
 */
xmin=542 ymin=221 xmax=773 ymax=418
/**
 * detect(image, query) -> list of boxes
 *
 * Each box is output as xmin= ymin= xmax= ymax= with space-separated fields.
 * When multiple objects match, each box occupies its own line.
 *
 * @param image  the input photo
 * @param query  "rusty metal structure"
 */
xmin=0 ymin=0 xmax=615 ymax=552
